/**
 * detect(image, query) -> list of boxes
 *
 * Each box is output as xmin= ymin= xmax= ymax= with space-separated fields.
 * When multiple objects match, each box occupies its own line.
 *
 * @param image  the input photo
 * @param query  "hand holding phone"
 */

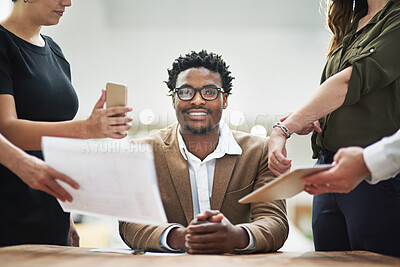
xmin=84 ymin=84 xmax=132 ymax=139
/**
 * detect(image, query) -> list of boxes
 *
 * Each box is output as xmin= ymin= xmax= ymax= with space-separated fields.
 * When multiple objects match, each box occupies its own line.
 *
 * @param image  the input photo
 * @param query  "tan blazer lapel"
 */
xmin=211 ymin=154 xmax=238 ymax=211
xmin=163 ymin=124 xmax=193 ymax=224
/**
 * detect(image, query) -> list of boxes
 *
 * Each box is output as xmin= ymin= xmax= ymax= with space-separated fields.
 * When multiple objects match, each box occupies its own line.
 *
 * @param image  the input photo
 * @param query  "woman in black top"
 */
xmin=0 ymin=0 xmax=132 ymax=246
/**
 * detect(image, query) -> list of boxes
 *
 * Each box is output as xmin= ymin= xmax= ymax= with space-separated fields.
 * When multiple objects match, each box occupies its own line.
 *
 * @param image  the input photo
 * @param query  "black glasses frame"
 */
xmin=174 ymin=85 xmax=225 ymax=101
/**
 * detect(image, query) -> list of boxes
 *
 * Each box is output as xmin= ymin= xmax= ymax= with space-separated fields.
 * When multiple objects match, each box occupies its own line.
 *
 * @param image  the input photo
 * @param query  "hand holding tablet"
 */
xmin=239 ymin=165 xmax=332 ymax=203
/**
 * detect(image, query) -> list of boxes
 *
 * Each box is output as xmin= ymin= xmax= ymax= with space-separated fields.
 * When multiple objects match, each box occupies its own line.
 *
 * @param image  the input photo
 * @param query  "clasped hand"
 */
xmin=169 ymin=210 xmax=249 ymax=254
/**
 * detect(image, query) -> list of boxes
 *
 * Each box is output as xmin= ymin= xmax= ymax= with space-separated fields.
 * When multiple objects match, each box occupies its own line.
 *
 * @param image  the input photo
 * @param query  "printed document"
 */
xmin=42 ymin=136 xmax=167 ymax=224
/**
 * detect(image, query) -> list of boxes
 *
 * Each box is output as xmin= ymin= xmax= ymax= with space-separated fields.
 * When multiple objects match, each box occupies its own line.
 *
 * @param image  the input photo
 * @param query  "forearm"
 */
xmin=282 ymin=66 xmax=352 ymax=134
xmin=119 ymin=221 xmax=174 ymax=251
xmin=0 ymin=93 xmax=132 ymax=150
xmin=266 ymin=68 xmax=351 ymax=174
xmin=0 ymin=133 xmax=79 ymax=201
xmin=0 ymin=133 xmax=30 ymax=172
xmin=1 ymin=119 xmax=89 ymax=150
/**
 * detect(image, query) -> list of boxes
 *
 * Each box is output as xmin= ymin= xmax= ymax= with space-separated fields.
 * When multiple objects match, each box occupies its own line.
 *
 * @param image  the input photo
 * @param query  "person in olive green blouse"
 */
xmin=268 ymin=0 xmax=400 ymax=257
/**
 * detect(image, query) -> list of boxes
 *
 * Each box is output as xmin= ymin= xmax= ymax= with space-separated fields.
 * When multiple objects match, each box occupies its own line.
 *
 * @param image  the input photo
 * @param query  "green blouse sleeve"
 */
xmin=345 ymin=12 xmax=400 ymax=105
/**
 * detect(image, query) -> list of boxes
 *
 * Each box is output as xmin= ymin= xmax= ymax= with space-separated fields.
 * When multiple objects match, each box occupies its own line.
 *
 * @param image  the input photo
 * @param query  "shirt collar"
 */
xmin=351 ymin=0 xmax=393 ymax=33
xmin=177 ymin=121 xmax=242 ymax=162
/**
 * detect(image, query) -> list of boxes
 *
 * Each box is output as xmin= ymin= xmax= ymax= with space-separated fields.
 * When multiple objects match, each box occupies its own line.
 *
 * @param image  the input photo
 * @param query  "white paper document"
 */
xmin=42 ymin=137 xmax=167 ymax=224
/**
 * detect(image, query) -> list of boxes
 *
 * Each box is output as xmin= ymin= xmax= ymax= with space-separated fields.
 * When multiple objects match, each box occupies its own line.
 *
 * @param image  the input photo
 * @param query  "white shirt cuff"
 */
xmin=233 ymin=226 xmax=256 ymax=251
xmin=160 ymin=225 xmax=184 ymax=252
xmin=364 ymin=142 xmax=394 ymax=184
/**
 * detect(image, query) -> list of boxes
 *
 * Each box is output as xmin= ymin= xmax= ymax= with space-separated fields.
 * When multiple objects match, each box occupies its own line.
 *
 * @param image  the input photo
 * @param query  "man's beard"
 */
xmin=180 ymin=107 xmax=218 ymax=135
xmin=183 ymin=123 xmax=217 ymax=135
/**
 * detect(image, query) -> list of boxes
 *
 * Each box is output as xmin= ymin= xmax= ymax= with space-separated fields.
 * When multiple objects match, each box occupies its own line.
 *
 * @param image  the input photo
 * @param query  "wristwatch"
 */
xmin=272 ymin=122 xmax=291 ymax=139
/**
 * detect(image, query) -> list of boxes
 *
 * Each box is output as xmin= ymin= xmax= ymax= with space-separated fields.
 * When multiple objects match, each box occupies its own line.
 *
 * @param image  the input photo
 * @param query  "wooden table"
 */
xmin=1 ymin=245 xmax=399 ymax=266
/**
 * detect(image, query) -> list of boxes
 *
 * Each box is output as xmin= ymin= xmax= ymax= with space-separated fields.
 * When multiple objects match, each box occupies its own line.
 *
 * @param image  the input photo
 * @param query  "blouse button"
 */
xmin=369 ymin=48 xmax=375 ymax=53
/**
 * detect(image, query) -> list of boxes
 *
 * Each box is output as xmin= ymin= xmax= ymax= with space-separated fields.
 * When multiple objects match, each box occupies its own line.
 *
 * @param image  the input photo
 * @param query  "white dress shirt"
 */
xmin=364 ymin=129 xmax=400 ymax=184
xmin=160 ymin=122 xmax=256 ymax=251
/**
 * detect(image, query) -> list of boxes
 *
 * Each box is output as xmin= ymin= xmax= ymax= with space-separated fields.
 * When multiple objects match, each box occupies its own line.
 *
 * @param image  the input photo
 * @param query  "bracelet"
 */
xmin=272 ymin=122 xmax=291 ymax=139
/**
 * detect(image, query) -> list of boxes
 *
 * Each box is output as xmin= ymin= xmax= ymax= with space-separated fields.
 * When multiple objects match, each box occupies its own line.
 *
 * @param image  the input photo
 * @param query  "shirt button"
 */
xmin=369 ymin=48 xmax=375 ymax=53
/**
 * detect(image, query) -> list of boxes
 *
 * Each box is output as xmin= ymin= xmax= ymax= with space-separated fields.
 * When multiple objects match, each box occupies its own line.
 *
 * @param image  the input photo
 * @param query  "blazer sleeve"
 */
xmin=119 ymin=221 xmax=183 ymax=252
xmin=237 ymin=138 xmax=289 ymax=253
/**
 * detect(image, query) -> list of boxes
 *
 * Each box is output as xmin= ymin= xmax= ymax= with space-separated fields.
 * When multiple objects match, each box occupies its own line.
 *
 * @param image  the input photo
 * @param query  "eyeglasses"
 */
xmin=174 ymin=85 xmax=225 ymax=101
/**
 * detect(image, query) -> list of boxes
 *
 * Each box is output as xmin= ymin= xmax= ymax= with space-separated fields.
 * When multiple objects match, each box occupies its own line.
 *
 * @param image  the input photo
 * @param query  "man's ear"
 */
xmin=223 ymin=94 xmax=228 ymax=109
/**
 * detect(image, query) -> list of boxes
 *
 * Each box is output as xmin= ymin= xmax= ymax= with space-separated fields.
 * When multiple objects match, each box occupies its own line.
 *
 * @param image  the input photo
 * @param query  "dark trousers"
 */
xmin=312 ymin=149 xmax=400 ymax=257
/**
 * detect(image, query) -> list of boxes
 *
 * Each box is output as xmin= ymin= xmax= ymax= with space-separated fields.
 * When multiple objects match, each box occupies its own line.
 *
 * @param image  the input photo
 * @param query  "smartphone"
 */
xmin=106 ymin=82 xmax=127 ymax=116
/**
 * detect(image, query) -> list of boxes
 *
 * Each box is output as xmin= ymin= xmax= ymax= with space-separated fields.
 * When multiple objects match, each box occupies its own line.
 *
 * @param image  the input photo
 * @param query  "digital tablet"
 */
xmin=239 ymin=164 xmax=332 ymax=203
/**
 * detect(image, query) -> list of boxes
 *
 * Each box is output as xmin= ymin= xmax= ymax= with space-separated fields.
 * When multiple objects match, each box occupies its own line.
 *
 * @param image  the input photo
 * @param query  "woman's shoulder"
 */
xmin=387 ymin=1 xmax=400 ymax=17
xmin=0 ymin=26 xmax=19 ymax=54
xmin=42 ymin=35 xmax=67 ymax=60
xmin=391 ymin=0 xmax=400 ymax=9
xmin=0 ymin=26 xmax=13 ymax=45
xmin=42 ymin=35 xmax=63 ymax=53
xmin=380 ymin=1 xmax=400 ymax=30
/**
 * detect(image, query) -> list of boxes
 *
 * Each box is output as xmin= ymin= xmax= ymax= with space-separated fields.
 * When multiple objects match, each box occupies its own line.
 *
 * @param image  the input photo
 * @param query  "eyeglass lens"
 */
xmin=178 ymin=87 xmax=219 ymax=100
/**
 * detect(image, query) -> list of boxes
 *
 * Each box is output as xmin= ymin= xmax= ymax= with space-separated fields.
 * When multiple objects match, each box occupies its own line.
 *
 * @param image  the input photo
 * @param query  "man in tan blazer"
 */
xmin=119 ymin=50 xmax=288 ymax=254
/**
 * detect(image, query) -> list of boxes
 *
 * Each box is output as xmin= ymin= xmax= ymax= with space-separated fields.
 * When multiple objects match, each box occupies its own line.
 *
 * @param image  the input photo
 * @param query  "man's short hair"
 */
xmin=165 ymin=50 xmax=234 ymax=95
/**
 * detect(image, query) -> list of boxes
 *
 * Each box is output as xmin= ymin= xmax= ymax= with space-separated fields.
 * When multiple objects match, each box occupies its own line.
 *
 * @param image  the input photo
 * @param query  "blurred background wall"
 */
xmin=1 ymin=0 xmax=332 ymax=251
